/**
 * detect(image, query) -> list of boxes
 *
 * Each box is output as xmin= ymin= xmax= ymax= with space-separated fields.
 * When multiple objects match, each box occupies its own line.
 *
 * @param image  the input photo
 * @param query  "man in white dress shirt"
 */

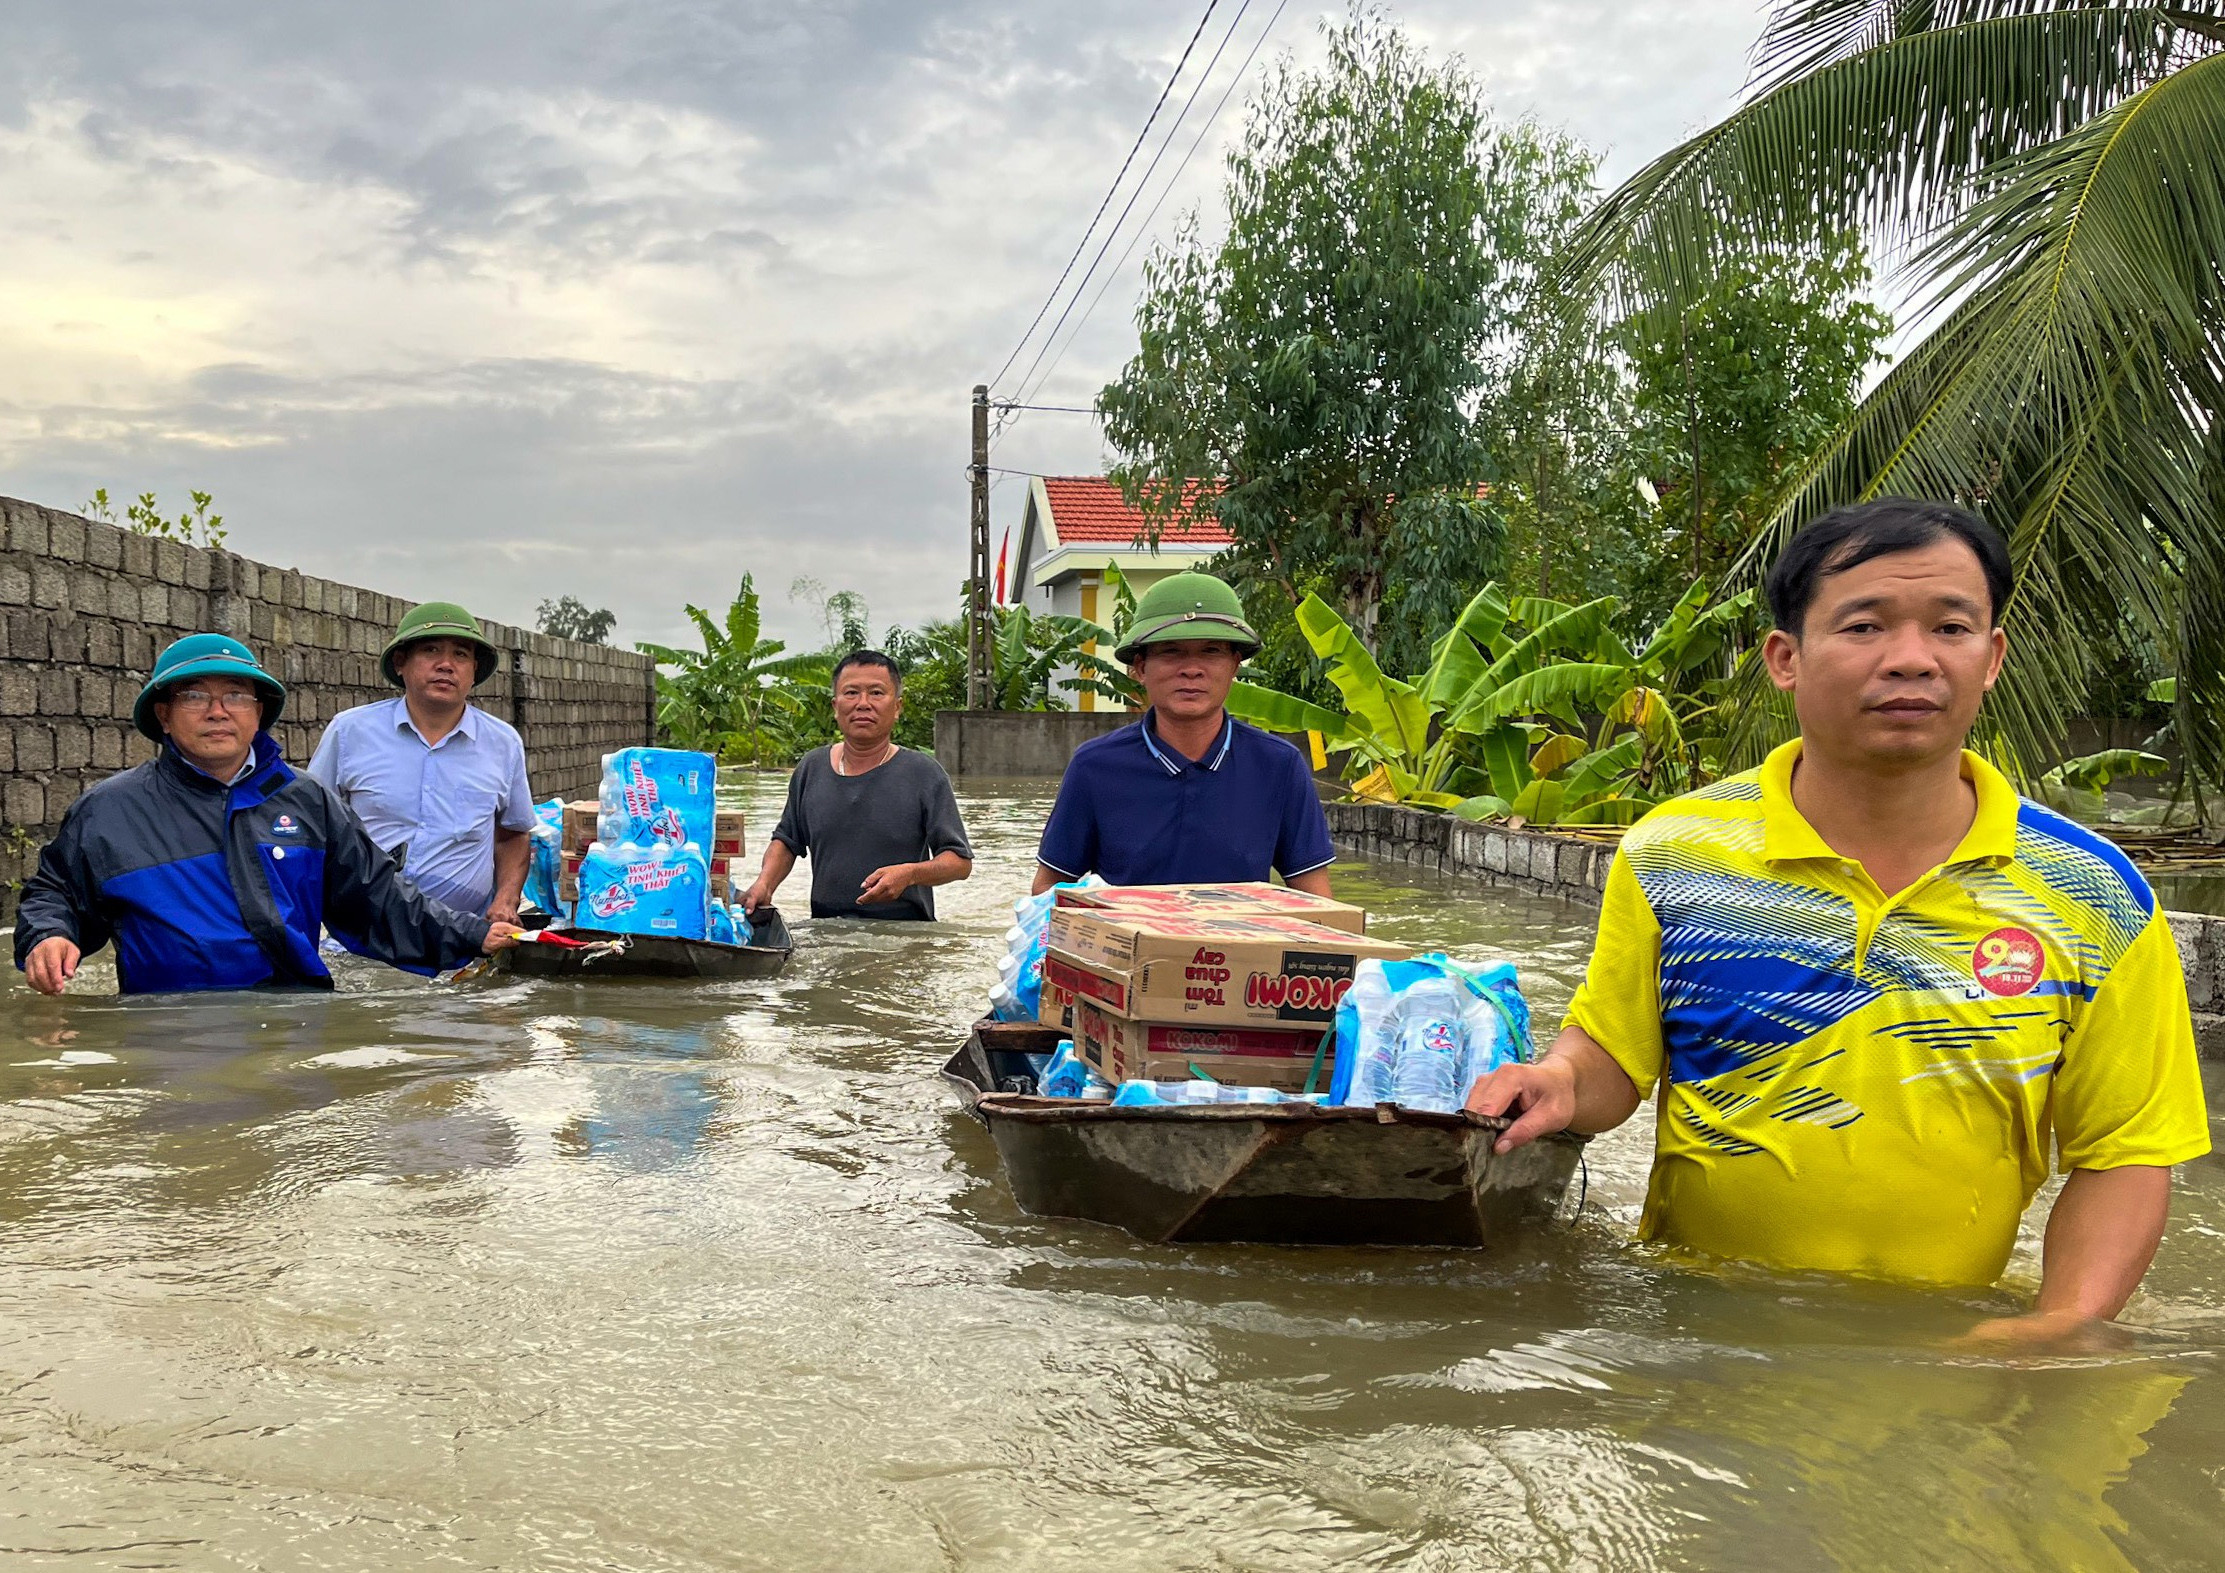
xmin=308 ymin=601 xmax=537 ymax=923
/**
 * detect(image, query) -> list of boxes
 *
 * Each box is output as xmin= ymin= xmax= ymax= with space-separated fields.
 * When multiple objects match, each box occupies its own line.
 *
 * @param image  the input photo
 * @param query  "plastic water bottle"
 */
xmin=1342 ymin=964 xmax=1402 ymax=1105
xmin=1390 ymin=977 xmax=1466 ymax=1112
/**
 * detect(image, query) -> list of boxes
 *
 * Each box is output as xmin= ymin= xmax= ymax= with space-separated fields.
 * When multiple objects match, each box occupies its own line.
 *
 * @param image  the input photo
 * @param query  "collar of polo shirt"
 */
xmin=1758 ymin=738 xmax=2019 ymax=869
xmin=1139 ymin=710 xmax=1235 ymax=776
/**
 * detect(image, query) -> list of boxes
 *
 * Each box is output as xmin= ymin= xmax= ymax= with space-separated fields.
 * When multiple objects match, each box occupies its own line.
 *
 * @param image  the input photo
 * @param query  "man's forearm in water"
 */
xmin=1466 ymin=1025 xmax=1643 ymax=1153
xmin=489 ymin=827 xmax=529 ymax=918
xmin=2040 ymin=1165 xmax=2171 ymax=1322
xmin=860 ymin=850 xmax=971 ymax=904
xmin=744 ymin=842 xmax=798 ymax=911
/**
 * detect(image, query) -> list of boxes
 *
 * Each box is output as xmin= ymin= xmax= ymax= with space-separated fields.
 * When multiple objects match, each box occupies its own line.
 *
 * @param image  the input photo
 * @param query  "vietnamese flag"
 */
xmin=994 ymin=526 xmax=1010 ymax=604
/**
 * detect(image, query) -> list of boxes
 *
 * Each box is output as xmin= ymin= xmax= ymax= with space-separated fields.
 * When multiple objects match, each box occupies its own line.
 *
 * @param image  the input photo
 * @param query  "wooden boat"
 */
xmin=943 ymin=1020 xmax=1584 ymax=1247
xmin=499 ymin=907 xmax=794 ymax=981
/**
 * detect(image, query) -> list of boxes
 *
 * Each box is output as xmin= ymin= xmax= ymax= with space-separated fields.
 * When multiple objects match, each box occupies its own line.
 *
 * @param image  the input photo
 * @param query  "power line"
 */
xmin=1003 ymin=0 xmax=1256 ymax=415
xmin=991 ymin=401 xmax=1100 ymax=415
xmin=986 ymin=0 xmax=1223 ymax=393
xmin=1014 ymin=0 xmax=1288 ymax=415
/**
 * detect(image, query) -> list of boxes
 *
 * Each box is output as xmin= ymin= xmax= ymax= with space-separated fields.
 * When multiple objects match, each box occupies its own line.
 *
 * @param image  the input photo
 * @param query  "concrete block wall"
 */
xmin=1327 ymin=798 xmax=2225 ymax=1060
xmin=0 ymin=495 xmax=655 ymax=922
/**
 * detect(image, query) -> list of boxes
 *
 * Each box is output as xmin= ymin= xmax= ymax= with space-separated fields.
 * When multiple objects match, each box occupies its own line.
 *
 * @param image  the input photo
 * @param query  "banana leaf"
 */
xmin=1451 ymin=794 xmax=1514 ymax=821
xmin=2043 ymin=749 xmax=2170 ymax=793
xmin=1418 ymin=584 xmax=1513 ymax=710
xmin=1508 ymin=778 xmax=1566 ymax=823
xmin=1294 ymin=593 xmax=1432 ymax=758
xmin=1527 ymin=732 xmax=1590 ymax=777
xmin=1226 ymin=681 xmax=1357 ymax=747
xmin=1562 ymin=735 xmax=1645 ymax=803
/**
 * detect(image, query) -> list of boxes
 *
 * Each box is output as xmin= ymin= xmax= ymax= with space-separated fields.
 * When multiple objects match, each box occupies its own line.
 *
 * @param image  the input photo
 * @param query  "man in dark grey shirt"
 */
xmin=743 ymin=651 xmax=974 ymax=921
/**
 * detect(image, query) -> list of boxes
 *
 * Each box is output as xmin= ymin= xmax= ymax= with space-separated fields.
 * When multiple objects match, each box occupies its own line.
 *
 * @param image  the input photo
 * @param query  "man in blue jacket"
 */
xmin=14 ymin=634 xmax=522 ymax=996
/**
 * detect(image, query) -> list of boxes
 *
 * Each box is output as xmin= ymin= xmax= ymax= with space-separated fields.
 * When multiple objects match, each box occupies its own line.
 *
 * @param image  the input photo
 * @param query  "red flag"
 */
xmin=994 ymin=526 xmax=1010 ymax=604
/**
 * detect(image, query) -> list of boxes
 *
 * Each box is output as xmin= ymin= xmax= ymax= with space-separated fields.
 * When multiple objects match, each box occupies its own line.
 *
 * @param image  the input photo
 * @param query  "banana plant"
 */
xmin=1227 ymin=579 xmax=1756 ymax=824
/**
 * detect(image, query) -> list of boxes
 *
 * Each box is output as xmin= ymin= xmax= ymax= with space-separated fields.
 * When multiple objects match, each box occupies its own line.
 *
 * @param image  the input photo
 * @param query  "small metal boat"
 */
xmin=943 ymin=1020 xmax=1584 ymax=1247
xmin=499 ymin=907 xmax=794 ymax=981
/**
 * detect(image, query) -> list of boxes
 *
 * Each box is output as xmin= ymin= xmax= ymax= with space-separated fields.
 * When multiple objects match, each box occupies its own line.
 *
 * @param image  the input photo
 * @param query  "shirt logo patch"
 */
xmin=271 ymin=814 xmax=301 ymax=836
xmin=1973 ymin=927 xmax=2044 ymax=996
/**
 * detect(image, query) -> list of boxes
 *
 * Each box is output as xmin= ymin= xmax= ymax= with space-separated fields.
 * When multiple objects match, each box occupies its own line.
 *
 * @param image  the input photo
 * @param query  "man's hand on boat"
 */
xmin=24 ymin=936 xmax=81 ymax=996
xmin=480 ymin=922 xmax=526 ymax=952
xmin=1463 ymin=1025 xmax=1641 ymax=1154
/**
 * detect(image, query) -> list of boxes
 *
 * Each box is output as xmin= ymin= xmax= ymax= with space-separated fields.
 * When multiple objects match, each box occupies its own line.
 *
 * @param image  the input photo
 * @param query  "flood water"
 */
xmin=3 ymin=773 xmax=2221 ymax=1572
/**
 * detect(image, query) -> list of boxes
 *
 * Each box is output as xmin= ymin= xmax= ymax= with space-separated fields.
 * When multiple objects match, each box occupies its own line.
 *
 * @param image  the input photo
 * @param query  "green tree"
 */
xmin=1618 ymin=234 xmax=1890 ymax=625
xmin=1566 ymin=0 xmax=2225 ymax=792
xmin=536 ymin=595 xmax=616 ymax=644
xmin=636 ymin=575 xmax=831 ymax=764
xmin=1102 ymin=11 xmax=1560 ymax=674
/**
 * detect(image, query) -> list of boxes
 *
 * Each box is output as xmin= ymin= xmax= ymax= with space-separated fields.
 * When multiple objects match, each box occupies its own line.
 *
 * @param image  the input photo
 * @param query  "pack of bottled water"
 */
xmin=524 ymin=797 xmax=564 ymax=916
xmin=987 ymin=877 xmax=1101 ymax=1022
xmin=1035 ymin=1040 xmax=1113 ymax=1100
xmin=1333 ymin=956 xmax=1531 ymax=1112
xmin=598 ymin=748 xmax=717 ymax=849
xmin=1110 ymin=1080 xmax=1327 ymax=1107
xmin=575 ymin=838 xmax=712 ymax=940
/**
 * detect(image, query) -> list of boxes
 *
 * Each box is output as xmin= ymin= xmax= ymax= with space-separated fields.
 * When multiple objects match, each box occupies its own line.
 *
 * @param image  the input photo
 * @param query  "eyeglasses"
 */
xmin=168 ymin=688 xmax=262 ymax=713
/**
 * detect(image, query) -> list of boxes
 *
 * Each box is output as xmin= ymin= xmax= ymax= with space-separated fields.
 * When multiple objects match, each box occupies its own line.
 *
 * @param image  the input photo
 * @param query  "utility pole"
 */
xmin=967 ymin=383 xmax=991 ymax=710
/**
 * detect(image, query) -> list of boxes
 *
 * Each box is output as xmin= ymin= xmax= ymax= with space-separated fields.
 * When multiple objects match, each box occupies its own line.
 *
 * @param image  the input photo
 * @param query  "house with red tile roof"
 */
xmin=1010 ymin=475 xmax=1231 ymax=712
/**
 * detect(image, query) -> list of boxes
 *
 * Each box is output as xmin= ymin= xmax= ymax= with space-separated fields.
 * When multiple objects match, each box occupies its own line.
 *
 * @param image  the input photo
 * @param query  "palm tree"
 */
xmin=1566 ymin=1 xmax=2225 ymax=798
xmin=637 ymin=575 xmax=831 ymax=764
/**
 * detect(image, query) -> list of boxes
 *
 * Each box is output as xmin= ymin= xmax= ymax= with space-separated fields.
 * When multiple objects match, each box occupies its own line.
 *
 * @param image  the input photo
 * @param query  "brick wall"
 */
xmin=0 ymin=494 xmax=656 ymax=921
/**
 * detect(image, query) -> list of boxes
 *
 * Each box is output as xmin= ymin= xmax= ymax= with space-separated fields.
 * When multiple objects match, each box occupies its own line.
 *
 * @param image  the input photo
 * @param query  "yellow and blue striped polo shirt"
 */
xmin=1569 ymin=739 xmax=2210 ymax=1286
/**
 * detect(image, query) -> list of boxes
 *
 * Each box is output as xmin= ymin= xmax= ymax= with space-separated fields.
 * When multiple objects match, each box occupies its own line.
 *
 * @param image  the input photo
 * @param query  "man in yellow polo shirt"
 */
xmin=1469 ymin=497 xmax=2209 ymax=1343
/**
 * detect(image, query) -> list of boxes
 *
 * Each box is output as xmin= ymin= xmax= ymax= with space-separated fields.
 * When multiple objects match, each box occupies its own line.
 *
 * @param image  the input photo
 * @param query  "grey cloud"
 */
xmin=1 ymin=1 xmax=1764 ymax=652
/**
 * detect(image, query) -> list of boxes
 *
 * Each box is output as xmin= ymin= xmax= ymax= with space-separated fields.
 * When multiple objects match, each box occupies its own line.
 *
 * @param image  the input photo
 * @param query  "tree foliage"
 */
xmin=1101 ymin=12 xmax=1556 ymax=673
xmin=536 ymin=595 xmax=616 ymax=644
xmin=636 ymin=575 xmax=831 ymax=764
xmin=1565 ymin=0 xmax=2225 ymax=797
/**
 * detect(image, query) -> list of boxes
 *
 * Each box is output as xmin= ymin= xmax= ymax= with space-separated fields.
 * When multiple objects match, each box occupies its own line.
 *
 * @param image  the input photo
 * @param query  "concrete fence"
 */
xmin=1326 ymin=799 xmax=2225 ymax=1060
xmin=934 ymin=709 xmax=1135 ymax=777
xmin=0 ymin=495 xmax=657 ymax=922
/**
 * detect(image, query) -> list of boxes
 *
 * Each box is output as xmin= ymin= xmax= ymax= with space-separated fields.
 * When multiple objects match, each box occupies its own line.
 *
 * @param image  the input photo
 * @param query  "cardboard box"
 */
xmin=714 ymin=809 xmax=747 ymax=858
xmin=561 ymin=801 xmax=599 ymax=855
xmin=1073 ymin=999 xmax=1334 ymax=1091
xmin=708 ymin=856 xmax=733 ymax=904
xmin=1055 ymin=881 xmax=1366 ymax=935
xmin=1036 ymin=959 xmax=1078 ymax=1032
xmin=1044 ymin=909 xmax=1410 ymax=1029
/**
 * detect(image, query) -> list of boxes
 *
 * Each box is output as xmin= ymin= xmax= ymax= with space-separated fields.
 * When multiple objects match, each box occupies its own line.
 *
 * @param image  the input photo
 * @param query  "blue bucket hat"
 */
xmin=133 ymin=633 xmax=287 ymax=742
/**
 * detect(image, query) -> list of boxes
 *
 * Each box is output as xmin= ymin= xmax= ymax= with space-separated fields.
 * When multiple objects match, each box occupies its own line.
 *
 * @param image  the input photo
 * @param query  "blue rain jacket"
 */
xmin=13 ymin=733 xmax=491 ymax=994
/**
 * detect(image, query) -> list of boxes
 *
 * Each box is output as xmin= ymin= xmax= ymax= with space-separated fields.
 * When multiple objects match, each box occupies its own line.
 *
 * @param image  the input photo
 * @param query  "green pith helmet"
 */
xmin=133 ymin=633 xmax=287 ymax=741
xmin=381 ymin=601 xmax=499 ymax=687
xmin=1112 ymin=571 xmax=1261 ymax=664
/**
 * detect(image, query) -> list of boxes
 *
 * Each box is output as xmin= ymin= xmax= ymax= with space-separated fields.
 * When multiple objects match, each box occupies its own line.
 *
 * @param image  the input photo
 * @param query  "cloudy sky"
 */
xmin=0 ymin=1 xmax=1768 ymax=649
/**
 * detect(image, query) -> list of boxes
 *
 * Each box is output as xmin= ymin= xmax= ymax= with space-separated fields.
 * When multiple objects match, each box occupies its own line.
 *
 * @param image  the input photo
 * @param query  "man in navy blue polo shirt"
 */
xmin=1032 ymin=571 xmax=1336 ymax=896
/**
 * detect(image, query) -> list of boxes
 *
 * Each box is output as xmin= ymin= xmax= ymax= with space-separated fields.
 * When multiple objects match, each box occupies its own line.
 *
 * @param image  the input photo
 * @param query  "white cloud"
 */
xmin=0 ymin=1 xmax=1762 ymax=649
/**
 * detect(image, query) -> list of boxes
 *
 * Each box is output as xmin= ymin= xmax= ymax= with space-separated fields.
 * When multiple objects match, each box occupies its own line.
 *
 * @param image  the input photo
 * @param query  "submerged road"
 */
xmin=0 ymin=774 xmax=2220 ymax=1571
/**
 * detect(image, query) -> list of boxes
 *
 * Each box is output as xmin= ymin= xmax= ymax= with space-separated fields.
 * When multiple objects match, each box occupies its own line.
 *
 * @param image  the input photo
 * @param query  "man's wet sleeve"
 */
xmin=318 ymin=786 xmax=488 ymax=973
xmin=922 ymin=763 xmax=973 ymax=860
xmin=1035 ymin=759 xmax=1096 ymax=880
xmin=497 ymin=734 xmax=538 ymax=833
xmin=1274 ymin=748 xmax=1335 ymax=878
xmin=770 ymin=757 xmax=811 ymax=858
xmin=2052 ymin=912 xmax=2211 ymax=1171
xmin=1564 ymin=850 xmax=1666 ymax=1096
xmin=13 ymin=805 xmax=108 ymax=968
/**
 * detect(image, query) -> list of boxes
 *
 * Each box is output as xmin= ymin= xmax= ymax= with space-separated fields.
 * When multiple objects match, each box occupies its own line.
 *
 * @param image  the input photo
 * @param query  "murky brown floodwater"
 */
xmin=2 ymin=774 xmax=2220 ymax=1572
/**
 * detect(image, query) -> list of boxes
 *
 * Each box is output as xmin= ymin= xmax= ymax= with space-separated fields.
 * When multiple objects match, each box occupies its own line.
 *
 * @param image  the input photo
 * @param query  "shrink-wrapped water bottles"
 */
xmin=576 ymin=838 xmax=712 ymax=939
xmin=1388 ymin=977 xmax=1466 ymax=1110
xmin=987 ymin=878 xmax=1100 ymax=1022
xmin=1331 ymin=957 xmax=1532 ymax=1112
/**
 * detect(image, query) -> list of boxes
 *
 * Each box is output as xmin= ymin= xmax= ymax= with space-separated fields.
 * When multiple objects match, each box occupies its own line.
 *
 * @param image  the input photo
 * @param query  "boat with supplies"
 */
xmin=500 ymin=907 xmax=794 ymax=981
xmin=943 ymin=1019 xmax=1584 ymax=1248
